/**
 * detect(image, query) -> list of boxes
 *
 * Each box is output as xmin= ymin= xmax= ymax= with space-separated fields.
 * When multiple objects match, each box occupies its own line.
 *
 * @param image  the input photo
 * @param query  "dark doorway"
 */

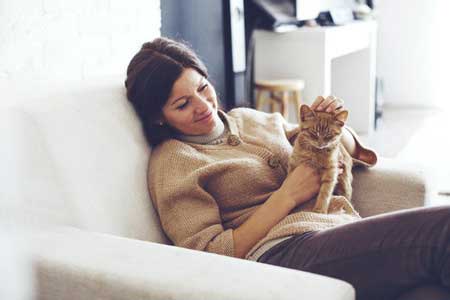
xmin=161 ymin=0 xmax=248 ymax=110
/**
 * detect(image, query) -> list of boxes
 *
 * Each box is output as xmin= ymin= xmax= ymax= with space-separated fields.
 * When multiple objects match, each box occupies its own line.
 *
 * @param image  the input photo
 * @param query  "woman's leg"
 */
xmin=258 ymin=206 xmax=450 ymax=300
xmin=397 ymin=284 xmax=450 ymax=300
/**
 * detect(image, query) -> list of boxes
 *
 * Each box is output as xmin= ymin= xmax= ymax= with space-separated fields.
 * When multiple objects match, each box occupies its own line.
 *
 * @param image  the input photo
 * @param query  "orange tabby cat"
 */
xmin=288 ymin=104 xmax=355 ymax=214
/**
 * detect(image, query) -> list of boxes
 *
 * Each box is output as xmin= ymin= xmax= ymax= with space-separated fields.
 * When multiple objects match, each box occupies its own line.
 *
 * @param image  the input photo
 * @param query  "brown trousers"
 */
xmin=258 ymin=206 xmax=450 ymax=300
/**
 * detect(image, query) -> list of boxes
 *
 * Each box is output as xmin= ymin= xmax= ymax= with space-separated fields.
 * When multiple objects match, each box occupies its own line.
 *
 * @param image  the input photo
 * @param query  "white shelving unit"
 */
xmin=254 ymin=21 xmax=377 ymax=134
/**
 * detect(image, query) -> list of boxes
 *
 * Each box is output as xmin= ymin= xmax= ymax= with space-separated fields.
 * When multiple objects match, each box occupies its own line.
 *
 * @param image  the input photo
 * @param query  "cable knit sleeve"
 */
xmin=280 ymin=114 xmax=301 ymax=145
xmin=344 ymin=125 xmax=378 ymax=168
xmin=147 ymin=142 xmax=234 ymax=257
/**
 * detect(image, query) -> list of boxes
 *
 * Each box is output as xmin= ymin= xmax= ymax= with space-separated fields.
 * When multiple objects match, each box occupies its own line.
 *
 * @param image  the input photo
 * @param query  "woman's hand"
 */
xmin=276 ymin=164 xmax=321 ymax=208
xmin=277 ymin=163 xmax=345 ymax=209
xmin=311 ymin=95 xmax=345 ymax=114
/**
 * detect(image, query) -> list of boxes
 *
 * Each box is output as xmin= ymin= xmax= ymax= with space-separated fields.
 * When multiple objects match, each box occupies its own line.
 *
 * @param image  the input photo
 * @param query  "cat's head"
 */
xmin=298 ymin=104 xmax=348 ymax=149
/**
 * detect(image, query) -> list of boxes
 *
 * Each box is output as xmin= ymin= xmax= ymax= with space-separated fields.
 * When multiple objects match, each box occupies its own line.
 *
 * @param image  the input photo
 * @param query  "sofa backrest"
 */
xmin=0 ymin=78 xmax=169 ymax=244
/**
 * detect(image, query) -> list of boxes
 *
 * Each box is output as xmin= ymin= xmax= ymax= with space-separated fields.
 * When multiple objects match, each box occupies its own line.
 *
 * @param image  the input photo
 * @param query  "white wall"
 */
xmin=376 ymin=0 xmax=450 ymax=108
xmin=0 ymin=0 xmax=160 ymax=84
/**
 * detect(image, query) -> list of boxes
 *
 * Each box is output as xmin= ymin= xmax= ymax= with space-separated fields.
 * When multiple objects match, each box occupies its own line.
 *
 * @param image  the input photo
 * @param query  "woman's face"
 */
xmin=162 ymin=68 xmax=220 ymax=136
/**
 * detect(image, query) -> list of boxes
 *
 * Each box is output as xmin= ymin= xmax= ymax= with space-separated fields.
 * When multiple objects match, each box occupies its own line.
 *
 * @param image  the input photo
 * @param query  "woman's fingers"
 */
xmin=335 ymin=105 xmax=345 ymax=113
xmin=326 ymin=97 xmax=344 ymax=113
xmin=335 ymin=97 xmax=345 ymax=111
xmin=311 ymin=96 xmax=325 ymax=110
xmin=313 ymin=96 xmax=332 ymax=111
xmin=317 ymin=96 xmax=334 ymax=111
xmin=324 ymin=96 xmax=344 ymax=112
xmin=311 ymin=95 xmax=345 ymax=113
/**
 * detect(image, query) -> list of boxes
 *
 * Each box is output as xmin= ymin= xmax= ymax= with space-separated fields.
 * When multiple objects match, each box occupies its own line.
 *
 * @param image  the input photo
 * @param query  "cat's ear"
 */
xmin=300 ymin=104 xmax=315 ymax=122
xmin=334 ymin=110 xmax=348 ymax=126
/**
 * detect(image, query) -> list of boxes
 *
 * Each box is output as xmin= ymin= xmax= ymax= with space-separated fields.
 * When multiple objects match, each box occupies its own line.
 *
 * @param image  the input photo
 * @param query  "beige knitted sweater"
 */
xmin=148 ymin=108 xmax=377 ymax=259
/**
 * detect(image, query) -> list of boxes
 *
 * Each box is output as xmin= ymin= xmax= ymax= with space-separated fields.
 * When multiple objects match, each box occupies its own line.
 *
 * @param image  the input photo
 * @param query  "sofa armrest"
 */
xmin=26 ymin=226 xmax=355 ymax=300
xmin=352 ymin=157 xmax=433 ymax=217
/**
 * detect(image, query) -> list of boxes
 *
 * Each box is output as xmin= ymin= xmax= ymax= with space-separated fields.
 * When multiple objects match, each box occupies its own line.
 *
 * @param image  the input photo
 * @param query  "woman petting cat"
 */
xmin=125 ymin=37 xmax=450 ymax=300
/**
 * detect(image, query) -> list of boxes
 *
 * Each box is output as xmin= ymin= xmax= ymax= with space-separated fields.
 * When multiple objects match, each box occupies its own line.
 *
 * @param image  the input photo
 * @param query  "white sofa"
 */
xmin=0 ymin=78 xmax=432 ymax=300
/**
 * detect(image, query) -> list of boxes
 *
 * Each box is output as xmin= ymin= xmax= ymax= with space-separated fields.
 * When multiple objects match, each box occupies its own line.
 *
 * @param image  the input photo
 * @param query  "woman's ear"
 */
xmin=300 ymin=104 xmax=315 ymax=122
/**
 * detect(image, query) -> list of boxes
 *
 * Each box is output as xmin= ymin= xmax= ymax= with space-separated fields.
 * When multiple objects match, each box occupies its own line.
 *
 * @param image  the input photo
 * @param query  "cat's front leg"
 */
xmin=335 ymin=148 xmax=353 ymax=200
xmin=313 ymin=170 xmax=338 ymax=214
xmin=313 ymin=189 xmax=332 ymax=214
xmin=335 ymin=166 xmax=353 ymax=200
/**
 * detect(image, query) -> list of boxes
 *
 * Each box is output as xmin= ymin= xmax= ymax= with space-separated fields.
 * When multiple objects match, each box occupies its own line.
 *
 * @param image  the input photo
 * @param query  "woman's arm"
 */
xmin=233 ymin=165 xmax=321 ymax=259
xmin=341 ymin=127 xmax=358 ymax=158
xmin=232 ymin=191 xmax=294 ymax=259
xmin=311 ymin=95 xmax=377 ymax=166
xmin=150 ymin=144 xmax=319 ymax=259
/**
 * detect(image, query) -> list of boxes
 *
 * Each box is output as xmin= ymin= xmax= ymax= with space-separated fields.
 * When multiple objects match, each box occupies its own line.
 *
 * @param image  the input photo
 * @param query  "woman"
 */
xmin=125 ymin=37 xmax=450 ymax=300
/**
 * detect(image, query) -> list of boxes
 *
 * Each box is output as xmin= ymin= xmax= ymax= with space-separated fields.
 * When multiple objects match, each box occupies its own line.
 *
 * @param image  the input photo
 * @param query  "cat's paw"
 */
xmin=328 ymin=199 xmax=346 ymax=214
xmin=329 ymin=196 xmax=354 ymax=214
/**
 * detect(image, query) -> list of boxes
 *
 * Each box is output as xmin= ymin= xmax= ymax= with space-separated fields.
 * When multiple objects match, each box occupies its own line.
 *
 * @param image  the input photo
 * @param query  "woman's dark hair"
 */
xmin=125 ymin=37 xmax=208 ymax=146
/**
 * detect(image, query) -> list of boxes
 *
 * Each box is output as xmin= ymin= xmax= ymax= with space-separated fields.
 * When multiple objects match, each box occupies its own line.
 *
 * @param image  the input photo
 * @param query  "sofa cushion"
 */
xmin=0 ymin=78 xmax=169 ymax=244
